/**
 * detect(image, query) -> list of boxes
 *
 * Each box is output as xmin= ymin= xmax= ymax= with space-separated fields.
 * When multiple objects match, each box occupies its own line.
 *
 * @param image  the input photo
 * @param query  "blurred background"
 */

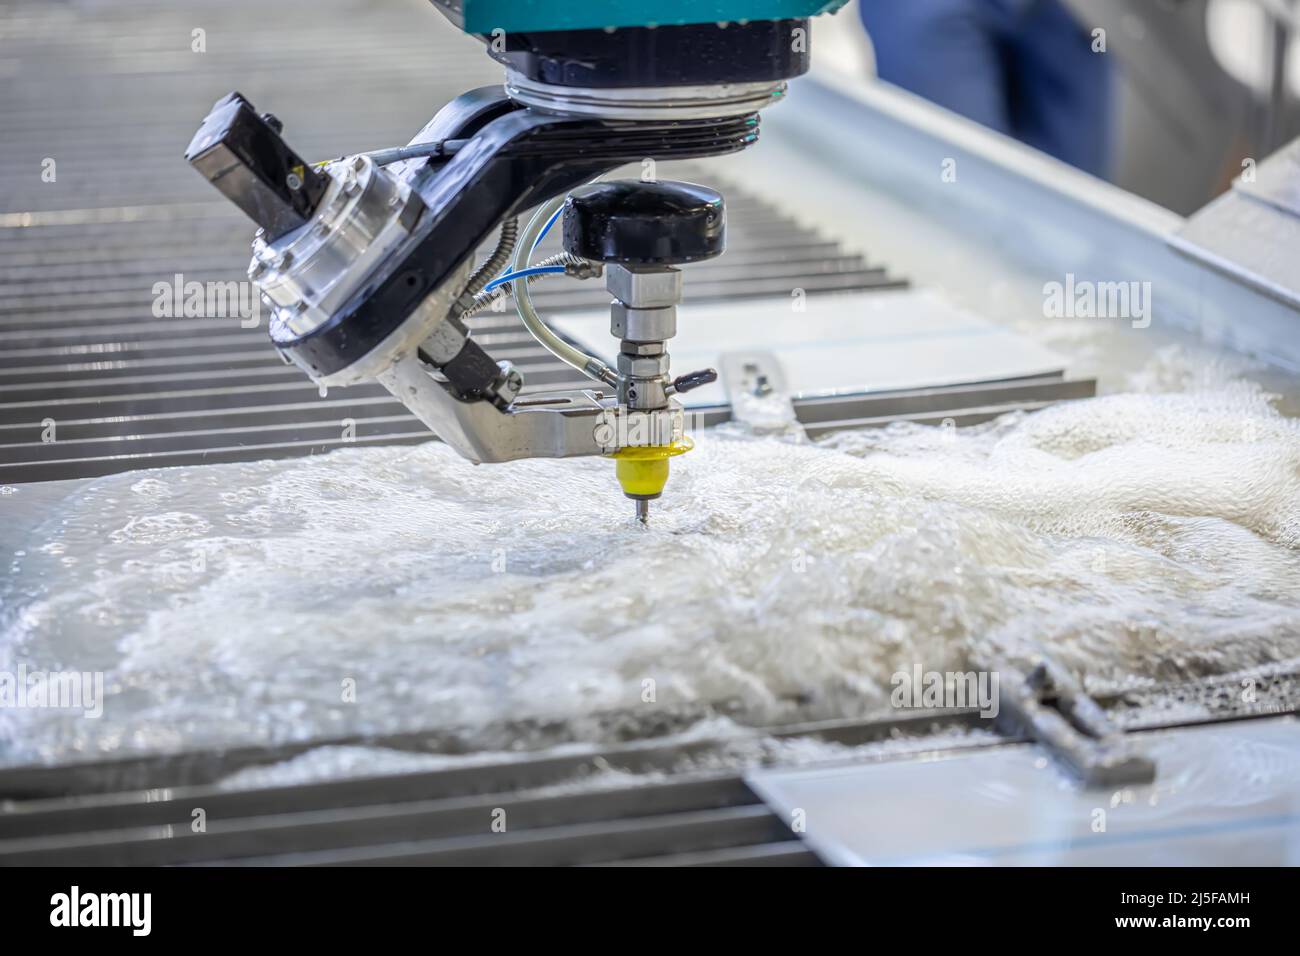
xmin=822 ymin=0 xmax=1300 ymax=214
xmin=4 ymin=0 xmax=1293 ymax=216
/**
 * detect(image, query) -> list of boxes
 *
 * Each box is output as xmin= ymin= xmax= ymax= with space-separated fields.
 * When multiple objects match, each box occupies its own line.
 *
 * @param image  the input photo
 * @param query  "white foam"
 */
xmin=2 ymin=348 xmax=1298 ymax=765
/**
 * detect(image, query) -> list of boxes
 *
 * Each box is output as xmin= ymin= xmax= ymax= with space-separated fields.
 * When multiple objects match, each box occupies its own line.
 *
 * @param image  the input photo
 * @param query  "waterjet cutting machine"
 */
xmin=184 ymin=1 xmax=848 ymax=523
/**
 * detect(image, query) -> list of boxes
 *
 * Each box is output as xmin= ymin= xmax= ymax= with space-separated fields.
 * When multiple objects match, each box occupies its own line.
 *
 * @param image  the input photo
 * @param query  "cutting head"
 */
xmin=563 ymin=180 xmax=725 ymax=522
xmin=183 ymin=2 xmax=840 ymax=524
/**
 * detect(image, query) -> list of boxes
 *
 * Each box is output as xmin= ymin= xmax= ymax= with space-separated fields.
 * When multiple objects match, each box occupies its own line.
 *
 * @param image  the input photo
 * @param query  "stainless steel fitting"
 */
xmin=606 ymin=264 xmax=683 ymax=411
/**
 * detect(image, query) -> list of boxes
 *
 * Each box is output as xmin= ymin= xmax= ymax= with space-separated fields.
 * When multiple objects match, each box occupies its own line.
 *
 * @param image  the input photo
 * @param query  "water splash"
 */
xmin=1 ymin=348 xmax=1298 ymax=765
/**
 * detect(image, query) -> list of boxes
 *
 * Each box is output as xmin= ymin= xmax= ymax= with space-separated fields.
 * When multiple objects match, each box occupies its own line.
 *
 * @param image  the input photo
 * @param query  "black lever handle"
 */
xmin=669 ymin=368 xmax=719 ymax=395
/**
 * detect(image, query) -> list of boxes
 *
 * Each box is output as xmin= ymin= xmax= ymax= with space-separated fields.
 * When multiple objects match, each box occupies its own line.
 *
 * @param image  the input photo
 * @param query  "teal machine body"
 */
xmin=433 ymin=1 xmax=849 ymax=33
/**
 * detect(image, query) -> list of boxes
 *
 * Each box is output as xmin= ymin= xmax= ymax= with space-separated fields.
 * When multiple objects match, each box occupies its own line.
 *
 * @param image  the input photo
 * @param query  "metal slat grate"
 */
xmin=1 ymin=671 xmax=1293 ymax=865
xmin=0 ymin=711 xmax=1004 ymax=867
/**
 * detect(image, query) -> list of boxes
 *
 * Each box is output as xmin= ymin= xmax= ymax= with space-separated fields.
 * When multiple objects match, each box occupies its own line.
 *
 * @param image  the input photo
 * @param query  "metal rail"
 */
xmin=1 ymin=670 xmax=1294 ymax=865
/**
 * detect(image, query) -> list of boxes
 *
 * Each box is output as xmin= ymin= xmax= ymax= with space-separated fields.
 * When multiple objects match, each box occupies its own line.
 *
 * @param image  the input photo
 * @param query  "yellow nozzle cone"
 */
xmin=609 ymin=438 xmax=694 ymax=500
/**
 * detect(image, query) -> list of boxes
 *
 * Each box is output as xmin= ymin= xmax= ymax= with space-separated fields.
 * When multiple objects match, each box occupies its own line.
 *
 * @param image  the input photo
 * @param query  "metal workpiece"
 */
xmin=722 ymin=350 xmax=790 ymax=402
xmin=983 ymin=653 xmax=1157 ymax=789
xmin=1170 ymin=134 xmax=1300 ymax=313
xmin=720 ymin=351 xmax=804 ymax=436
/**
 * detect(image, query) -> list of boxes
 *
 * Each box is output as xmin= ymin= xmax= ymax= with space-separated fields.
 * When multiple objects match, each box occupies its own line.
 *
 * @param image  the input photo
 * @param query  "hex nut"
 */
xmin=610 ymin=302 xmax=676 ymax=342
xmin=617 ymin=352 xmax=671 ymax=378
xmin=606 ymin=265 xmax=682 ymax=308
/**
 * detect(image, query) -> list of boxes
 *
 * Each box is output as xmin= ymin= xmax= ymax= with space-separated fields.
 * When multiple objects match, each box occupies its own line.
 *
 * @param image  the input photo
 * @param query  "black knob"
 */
xmin=562 ymin=180 xmax=726 ymax=266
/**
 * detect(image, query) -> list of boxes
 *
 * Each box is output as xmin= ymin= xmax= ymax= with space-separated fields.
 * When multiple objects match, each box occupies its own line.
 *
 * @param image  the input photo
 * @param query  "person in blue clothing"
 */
xmin=858 ymin=0 xmax=1116 ymax=178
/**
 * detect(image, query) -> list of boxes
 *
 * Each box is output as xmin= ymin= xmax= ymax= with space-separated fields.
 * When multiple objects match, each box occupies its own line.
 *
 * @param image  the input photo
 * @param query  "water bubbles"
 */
xmin=107 ymin=512 xmax=213 ymax=545
xmin=129 ymin=478 xmax=171 ymax=499
xmin=0 ymin=355 xmax=1298 ymax=766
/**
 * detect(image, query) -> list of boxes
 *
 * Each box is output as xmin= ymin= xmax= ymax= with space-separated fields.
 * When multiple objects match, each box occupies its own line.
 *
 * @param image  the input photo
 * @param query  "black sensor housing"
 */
xmin=185 ymin=92 xmax=329 ymax=242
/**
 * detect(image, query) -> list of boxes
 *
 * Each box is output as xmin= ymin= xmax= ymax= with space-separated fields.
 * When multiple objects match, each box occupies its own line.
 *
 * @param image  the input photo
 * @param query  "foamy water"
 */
xmin=1 ymin=347 xmax=1298 ymax=766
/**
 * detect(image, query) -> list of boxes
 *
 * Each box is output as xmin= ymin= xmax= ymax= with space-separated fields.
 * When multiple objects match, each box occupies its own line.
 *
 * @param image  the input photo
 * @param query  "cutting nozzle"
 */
xmin=609 ymin=438 xmax=694 ymax=525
